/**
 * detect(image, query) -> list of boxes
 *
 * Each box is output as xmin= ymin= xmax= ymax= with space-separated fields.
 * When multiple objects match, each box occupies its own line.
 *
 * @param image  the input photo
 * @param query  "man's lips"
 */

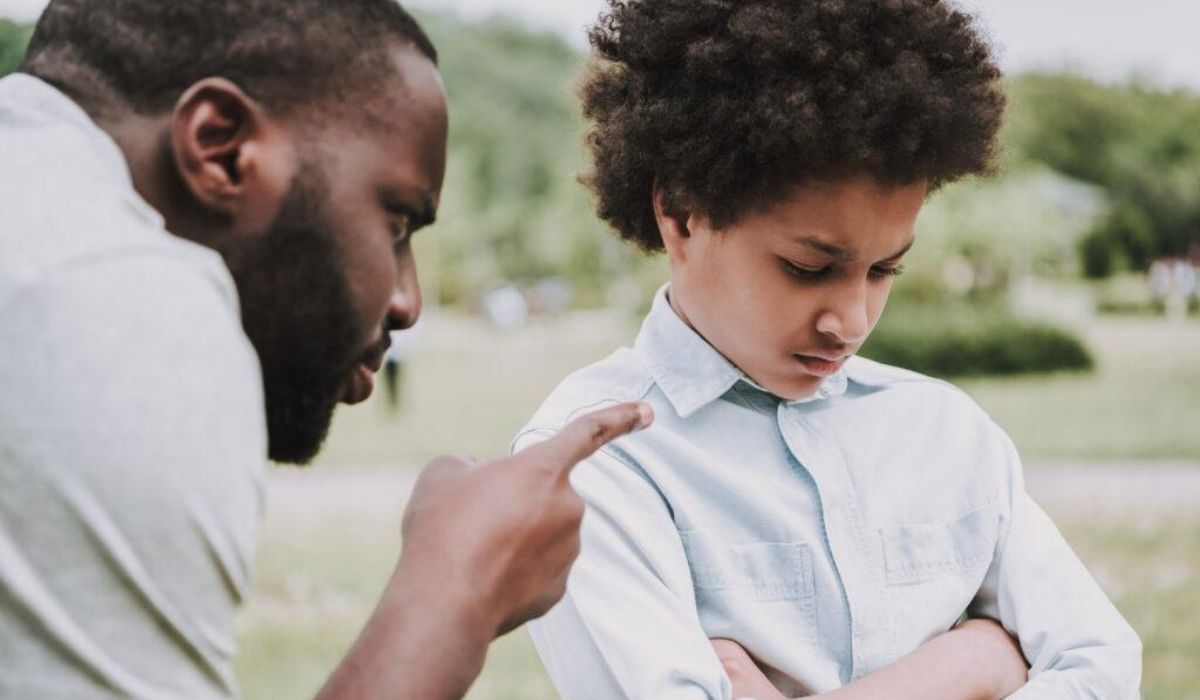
xmin=340 ymin=339 xmax=391 ymax=405
xmin=342 ymin=363 xmax=376 ymax=405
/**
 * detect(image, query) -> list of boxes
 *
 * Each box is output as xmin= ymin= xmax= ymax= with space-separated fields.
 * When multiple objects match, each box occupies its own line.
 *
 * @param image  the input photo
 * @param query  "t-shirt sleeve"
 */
xmin=514 ymin=427 xmax=733 ymax=700
xmin=0 ymin=251 xmax=267 ymax=699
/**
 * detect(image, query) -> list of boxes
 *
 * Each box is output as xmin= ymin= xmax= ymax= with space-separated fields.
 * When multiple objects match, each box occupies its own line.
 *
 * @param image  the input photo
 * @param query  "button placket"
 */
xmin=779 ymin=404 xmax=894 ymax=680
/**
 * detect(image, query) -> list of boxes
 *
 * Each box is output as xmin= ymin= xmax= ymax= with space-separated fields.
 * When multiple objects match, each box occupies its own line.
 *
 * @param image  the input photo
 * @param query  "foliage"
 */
xmin=410 ymin=11 xmax=640 ymax=308
xmin=860 ymin=302 xmax=1094 ymax=378
xmin=904 ymin=167 xmax=1105 ymax=301
xmin=0 ymin=19 xmax=33 ymax=76
xmin=1005 ymin=73 xmax=1200 ymax=276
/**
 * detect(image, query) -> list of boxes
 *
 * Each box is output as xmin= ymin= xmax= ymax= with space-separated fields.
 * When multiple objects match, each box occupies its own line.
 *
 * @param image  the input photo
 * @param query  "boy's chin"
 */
xmin=756 ymin=372 xmax=826 ymax=402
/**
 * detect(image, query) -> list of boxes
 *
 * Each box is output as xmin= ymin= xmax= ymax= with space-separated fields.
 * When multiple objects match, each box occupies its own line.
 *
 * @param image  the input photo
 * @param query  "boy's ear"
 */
xmin=169 ymin=77 xmax=296 ymax=236
xmin=653 ymin=179 xmax=694 ymax=262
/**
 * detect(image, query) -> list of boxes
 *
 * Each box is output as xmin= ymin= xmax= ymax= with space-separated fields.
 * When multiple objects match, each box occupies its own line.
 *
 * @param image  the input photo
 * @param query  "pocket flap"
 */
xmin=881 ymin=502 xmax=999 ymax=585
xmin=680 ymin=532 xmax=814 ymax=601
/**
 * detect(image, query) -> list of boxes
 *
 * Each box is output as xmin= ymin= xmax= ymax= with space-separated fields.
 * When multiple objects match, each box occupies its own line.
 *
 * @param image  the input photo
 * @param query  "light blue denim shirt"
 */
xmin=514 ymin=286 xmax=1141 ymax=699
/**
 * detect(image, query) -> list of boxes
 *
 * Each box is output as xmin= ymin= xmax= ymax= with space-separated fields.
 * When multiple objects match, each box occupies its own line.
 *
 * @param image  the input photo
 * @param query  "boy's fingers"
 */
xmin=519 ymin=402 xmax=654 ymax=472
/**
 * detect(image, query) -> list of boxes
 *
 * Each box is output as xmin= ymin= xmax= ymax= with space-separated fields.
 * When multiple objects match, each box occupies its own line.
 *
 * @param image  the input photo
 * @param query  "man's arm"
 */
xmin=0 ymin=253 xmax=267 ymax=699
xmin=315 ymin=403 xmax=653 ymax=700
xmin=713 ymin=618 xmax=1028 ymax=700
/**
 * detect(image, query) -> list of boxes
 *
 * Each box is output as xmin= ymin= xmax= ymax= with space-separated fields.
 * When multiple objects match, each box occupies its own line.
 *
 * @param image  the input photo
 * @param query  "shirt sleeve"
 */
xmin=968 ymin=426 xmax=1142 ymax=700
xmin=515 ymin=428 xmax=734 ymax=700
xmin=0 ymin=251 xmax=267 ymax=699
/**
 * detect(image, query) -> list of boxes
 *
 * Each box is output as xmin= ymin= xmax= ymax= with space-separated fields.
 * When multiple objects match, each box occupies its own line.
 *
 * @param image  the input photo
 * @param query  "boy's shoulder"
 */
xmin=845 ymin=355 xmax=979 ymax=404
xmin=842 ymin=355 xmax=1001 ymax=432
xmin=518 ymin=346 xmax=655 ymax=437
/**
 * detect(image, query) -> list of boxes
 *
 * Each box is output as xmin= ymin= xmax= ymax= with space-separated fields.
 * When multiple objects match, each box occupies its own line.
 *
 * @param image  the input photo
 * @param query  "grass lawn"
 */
xmin=236 ymin=490 xmax=1200 ymax=700
xmin=961 ymin=317 xmax=1200 ymax=460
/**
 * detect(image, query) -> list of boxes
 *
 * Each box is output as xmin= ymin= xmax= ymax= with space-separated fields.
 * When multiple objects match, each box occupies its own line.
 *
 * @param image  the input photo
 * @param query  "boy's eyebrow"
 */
xmin=794 ymin=236 xmax=915 ymax=262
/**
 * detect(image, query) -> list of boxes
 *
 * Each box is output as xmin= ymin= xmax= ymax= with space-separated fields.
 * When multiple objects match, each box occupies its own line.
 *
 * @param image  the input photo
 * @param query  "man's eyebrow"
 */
xmin=793 ymin=236 xmax=915 ymax=262
xmin=387 ymin=188 xmax=438 ymax=230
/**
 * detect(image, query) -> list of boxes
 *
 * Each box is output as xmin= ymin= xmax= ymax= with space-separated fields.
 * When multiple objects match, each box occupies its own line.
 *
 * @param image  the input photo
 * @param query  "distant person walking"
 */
xmin=1150 ymin=257 xmax=1197 ymax=321
xmin=383 ymin=319 xmax=423 ymax=414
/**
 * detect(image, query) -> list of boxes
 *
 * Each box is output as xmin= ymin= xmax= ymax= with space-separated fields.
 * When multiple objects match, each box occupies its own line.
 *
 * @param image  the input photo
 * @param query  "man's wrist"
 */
xmin=387 ymin=552 xmax=499 ymax=651
xmin=317 ymin=557 xmax=494 ymax=700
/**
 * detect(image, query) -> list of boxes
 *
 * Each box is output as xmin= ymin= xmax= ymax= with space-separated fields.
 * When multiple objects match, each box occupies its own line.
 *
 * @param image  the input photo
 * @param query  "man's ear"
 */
xmin=652 ymin=179 xmax=699 ymax=263
xmin=169 ymin=77 xmax=297 ymax=235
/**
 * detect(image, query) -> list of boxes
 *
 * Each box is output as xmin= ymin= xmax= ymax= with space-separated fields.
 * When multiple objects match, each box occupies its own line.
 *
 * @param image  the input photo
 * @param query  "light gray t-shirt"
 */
xmin=0 ymin=74 xmax=267 ymax=699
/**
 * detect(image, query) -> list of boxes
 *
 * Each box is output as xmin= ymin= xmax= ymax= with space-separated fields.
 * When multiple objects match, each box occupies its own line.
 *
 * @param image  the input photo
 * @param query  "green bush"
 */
xmin=861 ymin=305 xmax=1094 ymax=378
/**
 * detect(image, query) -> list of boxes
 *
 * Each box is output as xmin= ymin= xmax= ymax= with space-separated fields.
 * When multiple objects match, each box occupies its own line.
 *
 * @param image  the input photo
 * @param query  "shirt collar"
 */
xmin=0 ymin=73 xmax=164 ymax=229
xmin=634 ymin=285 xmax=851 ymax=418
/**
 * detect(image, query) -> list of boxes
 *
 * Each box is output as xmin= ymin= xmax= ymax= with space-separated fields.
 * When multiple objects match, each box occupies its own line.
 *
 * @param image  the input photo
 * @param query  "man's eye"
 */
xmin=390 ymin=214 xmax=412 ymax=249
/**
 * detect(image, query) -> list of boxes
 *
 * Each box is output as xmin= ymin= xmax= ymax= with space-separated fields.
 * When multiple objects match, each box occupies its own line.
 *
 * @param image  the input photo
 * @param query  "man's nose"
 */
xmin=387 ymin=260 xmax=422 ymax=331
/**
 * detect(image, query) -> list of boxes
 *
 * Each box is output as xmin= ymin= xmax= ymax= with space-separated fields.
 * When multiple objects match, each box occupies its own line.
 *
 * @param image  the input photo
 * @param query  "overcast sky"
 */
xmin=3 ymin=0 xmax=1196 ymax=90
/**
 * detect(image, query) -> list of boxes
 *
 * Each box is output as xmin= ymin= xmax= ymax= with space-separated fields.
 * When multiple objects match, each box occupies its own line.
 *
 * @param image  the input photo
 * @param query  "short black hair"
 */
xmin=21 ymin=0 xmax=437 ymax=117
xmin=581 ymin=0 xmax=1006 ymax=251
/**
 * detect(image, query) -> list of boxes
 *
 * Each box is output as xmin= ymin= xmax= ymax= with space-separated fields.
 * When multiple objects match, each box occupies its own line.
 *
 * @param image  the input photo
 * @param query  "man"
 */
xmin=0 ymin=1 xmax=651 ymax=698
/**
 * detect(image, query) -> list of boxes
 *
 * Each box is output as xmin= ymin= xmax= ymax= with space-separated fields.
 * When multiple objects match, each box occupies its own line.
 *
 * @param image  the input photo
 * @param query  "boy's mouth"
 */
xmin=793 ymin=353 xmax=849 ymax=377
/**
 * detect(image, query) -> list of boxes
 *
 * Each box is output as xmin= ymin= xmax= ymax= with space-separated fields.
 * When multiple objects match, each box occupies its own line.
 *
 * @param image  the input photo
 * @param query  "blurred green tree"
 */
xmin=0 ymin=19 xmax=33 ymax=76
xmin=1006 ymin=73 xmax=1200 ymax=276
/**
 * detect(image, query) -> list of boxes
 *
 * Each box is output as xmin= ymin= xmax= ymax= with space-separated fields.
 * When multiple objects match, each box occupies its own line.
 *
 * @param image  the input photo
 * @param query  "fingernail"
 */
xmin=636 ymin=402 xmax=654 ymax=428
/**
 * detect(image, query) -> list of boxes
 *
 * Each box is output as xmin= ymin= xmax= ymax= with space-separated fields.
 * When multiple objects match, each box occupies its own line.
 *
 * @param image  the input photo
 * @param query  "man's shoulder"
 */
xmin=0 ymin=75 xmax=234 ymax=312
xmin=515 ymin=346 xmax=654 ymax=442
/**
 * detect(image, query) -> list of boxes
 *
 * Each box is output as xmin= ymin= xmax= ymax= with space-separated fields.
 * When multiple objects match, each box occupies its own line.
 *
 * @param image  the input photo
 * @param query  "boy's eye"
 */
xmin=782 ymin=260 xmax=830 ymax=281
xmin=869 ymin=265 xmax=905 ymax=280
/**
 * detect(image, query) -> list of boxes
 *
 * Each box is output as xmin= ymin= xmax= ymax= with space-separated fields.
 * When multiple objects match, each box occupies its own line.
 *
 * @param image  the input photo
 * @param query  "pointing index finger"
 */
xmin=519 ymin=402 xmax=654 ymax=473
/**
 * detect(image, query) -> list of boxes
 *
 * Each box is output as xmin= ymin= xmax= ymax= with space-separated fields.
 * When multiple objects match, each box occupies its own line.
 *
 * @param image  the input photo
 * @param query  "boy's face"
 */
xmin=664 ymin=176 xmax=926 ymax=400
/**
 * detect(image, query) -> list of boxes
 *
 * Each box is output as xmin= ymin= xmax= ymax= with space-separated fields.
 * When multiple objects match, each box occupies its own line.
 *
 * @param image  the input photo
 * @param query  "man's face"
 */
xmin=667 ymin=177 xmax=926 ymax=400
xmin=222 ymin=46 xmax=448 ymax=464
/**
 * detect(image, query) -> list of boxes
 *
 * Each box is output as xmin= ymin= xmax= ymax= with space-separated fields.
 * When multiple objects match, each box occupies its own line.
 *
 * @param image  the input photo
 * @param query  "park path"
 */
xmin=264 ymin=461 xmax=1200 ymax=520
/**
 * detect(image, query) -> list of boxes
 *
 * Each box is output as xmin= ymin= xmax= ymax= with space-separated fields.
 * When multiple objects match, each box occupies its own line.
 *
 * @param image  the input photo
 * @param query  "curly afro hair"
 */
xmin=580 ymin=0 xmax=1006 ymax=251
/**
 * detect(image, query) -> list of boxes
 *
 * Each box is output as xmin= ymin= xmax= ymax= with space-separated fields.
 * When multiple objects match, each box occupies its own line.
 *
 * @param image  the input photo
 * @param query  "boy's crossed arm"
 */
xmin=711 ymin=618 xmax=1027 ymax=700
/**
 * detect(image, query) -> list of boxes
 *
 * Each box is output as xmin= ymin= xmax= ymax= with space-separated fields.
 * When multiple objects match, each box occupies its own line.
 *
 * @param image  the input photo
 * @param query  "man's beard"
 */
xmin=220 ymin=165 xmax=365 ymax=464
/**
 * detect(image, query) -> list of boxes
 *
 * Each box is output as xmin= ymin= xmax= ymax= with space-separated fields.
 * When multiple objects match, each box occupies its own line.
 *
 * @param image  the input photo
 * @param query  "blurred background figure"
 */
xmin=383 ymin=319 xmax=424 ymax=415
xmin=1148 ymin=258 xmax=1197 ymax=322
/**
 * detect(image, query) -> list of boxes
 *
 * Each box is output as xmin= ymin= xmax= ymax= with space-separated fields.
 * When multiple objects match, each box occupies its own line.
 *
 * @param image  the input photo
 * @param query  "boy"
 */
xmin=513 ymin=1 xmax=1142 ymax=698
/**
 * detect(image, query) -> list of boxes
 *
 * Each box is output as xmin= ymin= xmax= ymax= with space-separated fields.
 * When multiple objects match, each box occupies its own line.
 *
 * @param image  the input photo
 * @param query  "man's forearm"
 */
xmin=315 ymin=562 xmax=493 ymax=700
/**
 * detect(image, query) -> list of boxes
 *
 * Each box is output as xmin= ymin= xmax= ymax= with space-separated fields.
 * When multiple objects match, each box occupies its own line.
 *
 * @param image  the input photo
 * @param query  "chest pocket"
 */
xmin=880 ymin=501 xmax=1001 ymax=586
xmin=678 ymin=530 xmax=815 ymax=602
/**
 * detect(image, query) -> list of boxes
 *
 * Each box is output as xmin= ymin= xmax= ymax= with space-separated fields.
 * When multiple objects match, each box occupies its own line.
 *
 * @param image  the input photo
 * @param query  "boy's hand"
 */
xmin=398 ymin=401 xmax=655 ymax=637
xmin=711 ymin=618 xmax=1028 ymax=700
xmin=711 ymin=638 xmax=789 ymax=700
xmin=952 ymin=618 xmax=1029 ymax=698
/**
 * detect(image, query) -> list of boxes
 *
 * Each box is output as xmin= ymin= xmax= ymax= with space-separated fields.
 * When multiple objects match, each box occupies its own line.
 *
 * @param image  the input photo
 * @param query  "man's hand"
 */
xmin=317 ymin=401 xmax=653 ymax=700
xmin=397 ymin=400 xmax=655 ymax=635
